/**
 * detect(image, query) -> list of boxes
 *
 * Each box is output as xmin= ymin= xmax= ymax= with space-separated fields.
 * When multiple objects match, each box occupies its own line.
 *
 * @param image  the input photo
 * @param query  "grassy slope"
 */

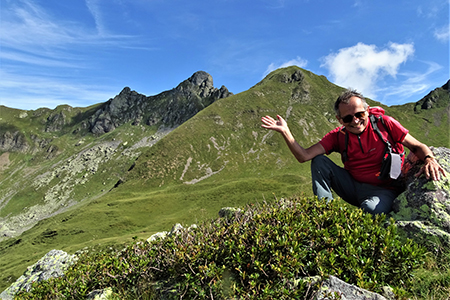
xmin=0 ymin=67 xmax=448 ymax=292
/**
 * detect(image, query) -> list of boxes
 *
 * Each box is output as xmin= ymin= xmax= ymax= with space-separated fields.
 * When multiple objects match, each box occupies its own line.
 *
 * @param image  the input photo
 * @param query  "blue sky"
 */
xmin=0 ymin=0 xmax=448 ymax=110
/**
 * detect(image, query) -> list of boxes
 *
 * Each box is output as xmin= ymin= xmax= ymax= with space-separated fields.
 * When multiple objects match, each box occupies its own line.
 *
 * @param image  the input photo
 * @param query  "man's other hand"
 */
xmin=415 ymin=157 xmax=446 ymax=181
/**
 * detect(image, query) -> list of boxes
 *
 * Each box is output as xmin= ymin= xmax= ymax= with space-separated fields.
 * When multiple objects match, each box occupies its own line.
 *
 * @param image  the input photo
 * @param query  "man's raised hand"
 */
xmin=261 ymin=115 xmax=288 ymax=133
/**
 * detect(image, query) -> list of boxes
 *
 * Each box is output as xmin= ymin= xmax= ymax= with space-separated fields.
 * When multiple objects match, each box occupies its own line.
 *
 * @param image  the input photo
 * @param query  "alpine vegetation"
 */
xmin=16 ymin=197 xmax=425 ymax=299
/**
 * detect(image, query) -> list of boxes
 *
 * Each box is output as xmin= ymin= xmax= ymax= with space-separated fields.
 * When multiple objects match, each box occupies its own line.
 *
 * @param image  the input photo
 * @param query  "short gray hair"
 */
xmin=334 ymin=89 xmax=369 ymax=117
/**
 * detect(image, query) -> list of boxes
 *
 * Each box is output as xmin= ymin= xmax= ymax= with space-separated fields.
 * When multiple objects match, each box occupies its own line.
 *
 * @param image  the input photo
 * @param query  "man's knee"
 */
xmin=311 ymin=155 xmax=331 ymax=172
xmin=360 ymin=197 xmax=393 ymax=215
xmin=311 ymin=154 xmax=328 ymax=164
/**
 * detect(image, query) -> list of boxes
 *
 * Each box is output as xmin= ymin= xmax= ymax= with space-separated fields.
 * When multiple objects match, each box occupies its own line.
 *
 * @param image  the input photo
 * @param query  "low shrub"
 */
xmin=17 ymin=196 xmax=425 ymax=299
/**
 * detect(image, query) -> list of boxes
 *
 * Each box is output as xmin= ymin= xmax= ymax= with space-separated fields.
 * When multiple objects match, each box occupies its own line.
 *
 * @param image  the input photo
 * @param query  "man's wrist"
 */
xmin=424 ymin=154 xmax=435 ymax=162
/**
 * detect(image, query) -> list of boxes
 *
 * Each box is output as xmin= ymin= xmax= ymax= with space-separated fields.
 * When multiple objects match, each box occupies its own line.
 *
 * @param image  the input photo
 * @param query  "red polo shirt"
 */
xmin=319 ymin=107 xmax=409 ymax=187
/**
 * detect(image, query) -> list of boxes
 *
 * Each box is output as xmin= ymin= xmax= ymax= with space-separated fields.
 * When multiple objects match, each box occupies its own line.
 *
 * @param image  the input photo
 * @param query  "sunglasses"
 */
xmin=341 ymin=111 xmax=366 ymax=123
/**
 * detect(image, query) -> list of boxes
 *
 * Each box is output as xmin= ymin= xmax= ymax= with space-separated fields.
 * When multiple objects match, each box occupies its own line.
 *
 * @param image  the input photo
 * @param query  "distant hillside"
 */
xmin=0 ymin=67 xmax=448 ymax=292
xmin=124 ymin=70 xmax=449 ymax=189
xmin=388 ymin=79 xmax=450 ymax=148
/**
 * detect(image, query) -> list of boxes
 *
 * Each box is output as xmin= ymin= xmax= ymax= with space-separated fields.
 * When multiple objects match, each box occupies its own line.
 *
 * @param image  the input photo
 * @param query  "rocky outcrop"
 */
xmin=309 ymin=275 xmax=393 ymax=300
xmin=146 ymin=223 xmax=197 ymax=243
xmin=262 ymin=68 xmax=304 ymax=84
xmin=390 ymin=147 xmax=450 ymax=248
xmin=0 ymin=131 xmax=57 ymax=155
xmin=218 ymin=207 xmax=243 ymax=219
xmin=45 ymin=110 xmax=67 ymax=132
xmin=0 ymin=250 xmax=77 ymax=300
xmin=86 ymin=287 xmax=113 ymax=300
xmin=0 ymin=130 xmax=29 ymax=153
xmin=88 ymin=71 xmax=232 ymax=134
xmin=414 ymin=80 xmax=450 ymax=111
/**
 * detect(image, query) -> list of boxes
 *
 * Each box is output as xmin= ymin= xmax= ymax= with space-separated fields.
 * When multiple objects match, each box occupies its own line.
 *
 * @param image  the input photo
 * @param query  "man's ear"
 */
xmin=336 ymin=115 xmax=344 ymax=125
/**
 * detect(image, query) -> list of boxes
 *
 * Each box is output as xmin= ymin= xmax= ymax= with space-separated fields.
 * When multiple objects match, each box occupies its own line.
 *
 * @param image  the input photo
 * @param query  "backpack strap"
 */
xmin=337 ymin=127 xmax=349 ymax=163
xmin=376 ymin=115 xmax=396 ymax=147
xmin=342 ymin=130 xmax=349 ymax=163
xmin=369 ymin=114 xmax=393 ymax=152
xmin=341 ymin=115 xmax=397 ymax=163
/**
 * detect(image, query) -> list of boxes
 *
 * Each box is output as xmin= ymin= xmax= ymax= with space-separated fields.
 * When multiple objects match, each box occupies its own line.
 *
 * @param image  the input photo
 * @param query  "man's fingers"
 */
xmin=415 ymin=163 xmax=446 ymax=181
xmin=415 ymin=166 xmax=430 ymax=179
xmin=261 ymin=116 xmax=274 ymax=126
xmin=430 ymin=168 xmax=437 ymax=181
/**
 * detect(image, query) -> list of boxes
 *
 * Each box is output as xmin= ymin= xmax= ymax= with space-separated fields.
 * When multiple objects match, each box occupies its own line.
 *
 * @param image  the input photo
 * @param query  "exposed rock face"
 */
xmin=267 ymin=69 xmax=304 ymax=84
xmin=45 ymin=111 xmax=67 ymax=132
xmin=0 ymin=130 xmax=29 ymax=153
xmin=88 ymin=71 xmax=232 ymax=134
xmin=414 ymin=80 xmax=450 ymax=111
xmin=0 ymin=250 xmax=77 ymax=300
xmin=390 ymin=147 xmax=450 ymax=247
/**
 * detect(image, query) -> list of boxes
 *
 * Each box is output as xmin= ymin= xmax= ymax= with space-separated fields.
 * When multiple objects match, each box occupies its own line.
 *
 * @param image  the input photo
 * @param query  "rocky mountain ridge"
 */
xmin=415 ymin=79 xmax=450 ymax=111
xmin=0 ymin=71 xmax=232 ymax=240
xmin=0 ymin=71 xmax=232 ymax=152
xmin=86 ymin=71 xmax=232 ymax=134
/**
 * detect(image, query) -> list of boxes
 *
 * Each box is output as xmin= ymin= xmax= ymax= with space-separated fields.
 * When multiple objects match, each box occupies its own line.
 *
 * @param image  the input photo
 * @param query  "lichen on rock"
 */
xmin=390 ymin=147 xmax=450 ymax=248
xmin=0 ymin=250 xmax=77 ymax=300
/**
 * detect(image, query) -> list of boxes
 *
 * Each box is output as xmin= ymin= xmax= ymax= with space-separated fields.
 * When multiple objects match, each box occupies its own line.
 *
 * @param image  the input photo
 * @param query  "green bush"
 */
xmin=17 ymin=196 xmax=425 ymax=299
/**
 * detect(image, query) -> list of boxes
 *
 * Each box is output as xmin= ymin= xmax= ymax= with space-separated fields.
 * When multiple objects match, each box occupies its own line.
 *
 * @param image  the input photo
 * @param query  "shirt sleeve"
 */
xmin=382 ymin=116 xmax=409 ymax=143
xmin=319 ymin=127 xmax=343 ymax=155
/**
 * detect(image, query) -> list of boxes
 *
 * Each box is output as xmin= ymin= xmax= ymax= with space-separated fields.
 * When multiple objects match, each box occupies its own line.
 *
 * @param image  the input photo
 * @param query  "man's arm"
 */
xmin=261 ymin=115 xmax=326 ymax=163
xmin=401 ymin=133 xmax=446 ymax=181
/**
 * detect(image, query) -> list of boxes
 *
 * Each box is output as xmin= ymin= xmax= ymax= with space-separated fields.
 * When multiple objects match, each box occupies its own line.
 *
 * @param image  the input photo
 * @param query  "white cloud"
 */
xmin=85 ymin=0 xmax=108 ymax=36
xmin=434 ymin=24 xmax=450 ymax=42
xmin=0 ymin=0 xmax=136 ymax=56
xmin=417 ymin=0 xmax=447 ymax=19
xmin=379 ymin=61 xmax=443 ymax=104
xmin=0 ymin=50 xmax=82 ymax=68
xmin=0 ymin=69 xmax=116 ymax=110
xmin=0 ymin=0 xmax=77 ymax=51
xmin=263 ymin=56 xmax=308 ymax=78
xmin=0 ymin=0 xmax=139 ymax=110
xmin=320 ymin=42 xmax=414 ymax=98
xmin=352 ymin=0 xmax=365 ymax=7
xmin=398 ymin=61 xmax=442 ymax=84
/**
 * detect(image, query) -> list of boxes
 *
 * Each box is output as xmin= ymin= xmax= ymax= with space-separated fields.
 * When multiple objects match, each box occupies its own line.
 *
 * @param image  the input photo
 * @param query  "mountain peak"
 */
xmin=414 ymin=79 xmax=450 ymax=111
xmin=186 ymin=71 xmax=213 ymax=88
xmin=87 ymin=71 xmax=232 ymax=134
xmin=119 ymin=86 xmax=132 ymax=96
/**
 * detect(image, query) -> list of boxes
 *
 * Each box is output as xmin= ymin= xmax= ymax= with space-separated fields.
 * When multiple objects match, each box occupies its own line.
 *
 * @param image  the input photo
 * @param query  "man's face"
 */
xmin=336 ymin=96 xmax=369 ymax=135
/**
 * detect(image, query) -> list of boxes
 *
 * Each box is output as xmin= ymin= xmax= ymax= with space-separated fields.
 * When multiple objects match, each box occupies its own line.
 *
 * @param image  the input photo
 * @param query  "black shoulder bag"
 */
xmin=340 ymin=115 xmax=404 ymax=180
xmin=369 ymin=115 xmax=404 ymax=180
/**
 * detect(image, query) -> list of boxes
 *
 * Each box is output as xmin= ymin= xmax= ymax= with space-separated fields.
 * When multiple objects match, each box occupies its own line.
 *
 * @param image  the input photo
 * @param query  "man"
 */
xmin=261 ymin=89 xmax=445 ymax=214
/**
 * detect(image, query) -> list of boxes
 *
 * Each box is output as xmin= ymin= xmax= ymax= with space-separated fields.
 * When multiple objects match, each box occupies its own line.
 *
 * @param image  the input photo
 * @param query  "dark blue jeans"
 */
xmin=311 ymin=155 xmax=397 ymax=215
